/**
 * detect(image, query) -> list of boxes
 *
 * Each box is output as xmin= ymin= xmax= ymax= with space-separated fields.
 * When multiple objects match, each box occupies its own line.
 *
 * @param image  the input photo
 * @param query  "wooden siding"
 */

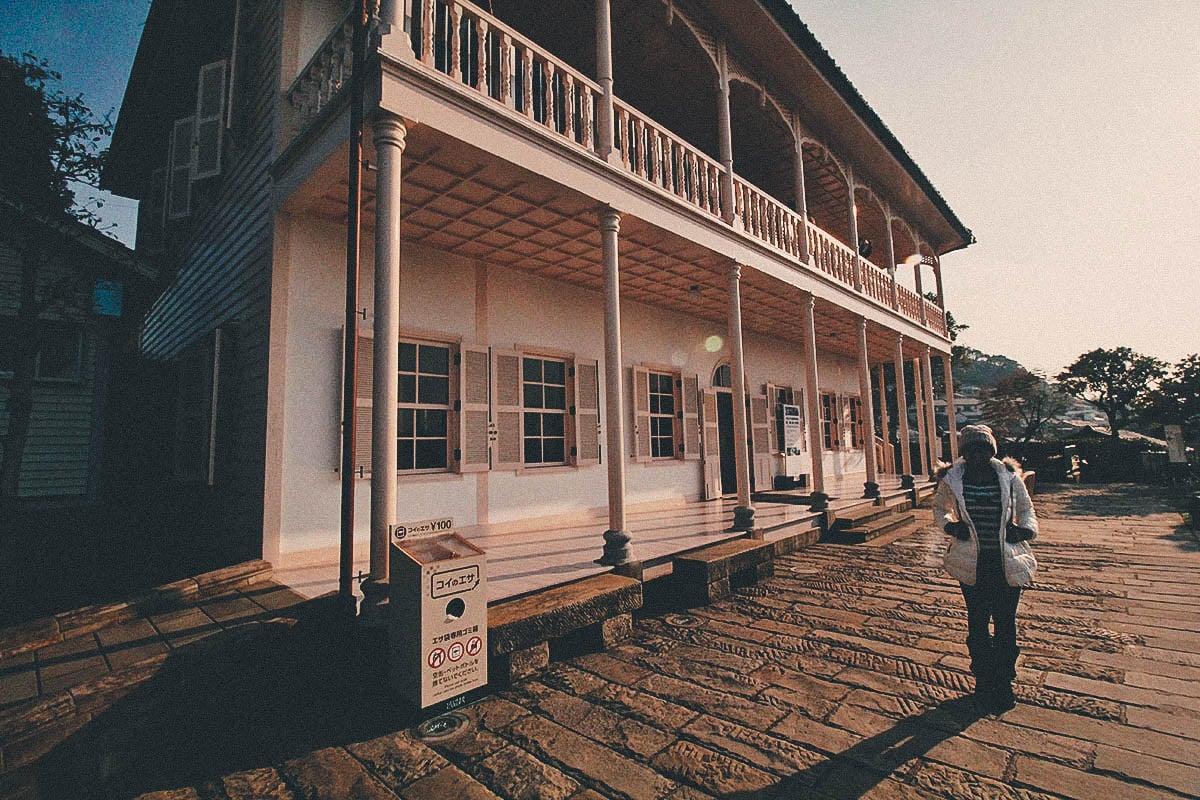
xmin=0 ymin=242 xmax=97 ymax=499
xmin=139 ymin=0 xmax=279 ymax=562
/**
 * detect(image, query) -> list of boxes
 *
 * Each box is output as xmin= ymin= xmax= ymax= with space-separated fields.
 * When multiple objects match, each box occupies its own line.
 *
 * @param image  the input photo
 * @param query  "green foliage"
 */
xmin=954 ymin=346 xmax=1024 ymax=390
xmin=1056 ymin=348 xmax=1167 ymax=438
xmin=1138 ymin=354 xmax=1200 ymax=436
xmin=0 ymin=50 xmax=112 ymax=225
xmin=980 ymin=368 xmax=1070 ymax=443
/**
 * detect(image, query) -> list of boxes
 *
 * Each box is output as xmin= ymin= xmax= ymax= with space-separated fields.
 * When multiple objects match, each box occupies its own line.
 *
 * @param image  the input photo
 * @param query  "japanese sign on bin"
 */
xmin=390 ymin=533 xmax=488 ymax=712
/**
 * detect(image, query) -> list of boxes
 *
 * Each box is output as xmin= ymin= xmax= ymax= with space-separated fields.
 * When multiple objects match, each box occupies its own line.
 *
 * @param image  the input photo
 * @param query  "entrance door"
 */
xmin=716 ymin=391 xmax=737 ymax=494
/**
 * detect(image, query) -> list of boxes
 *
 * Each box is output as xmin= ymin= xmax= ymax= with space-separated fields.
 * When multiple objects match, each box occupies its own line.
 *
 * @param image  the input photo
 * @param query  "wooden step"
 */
xmin=831 ymin=502 xmax=891 ymax=531
xmin=487 ymin=573 xmax=642 ymax=685
xmin=830 ymin=512 xmax=916 ymax=544
xmin=674 ymin=539 xmax=774 ymax=606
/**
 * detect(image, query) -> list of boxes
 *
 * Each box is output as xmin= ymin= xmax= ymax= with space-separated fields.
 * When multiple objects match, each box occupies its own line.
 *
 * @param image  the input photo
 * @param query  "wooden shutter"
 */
xmin=457 ymin=344 xmax=490 ymax=473
xmin=193 ymin=60 xmax=227 ymax=179
xmin=765 ymin=383 xmax=779 ymax=454
xmin=492 ymin=349 xmax=523 ymax=471
xmin=679 ymin=373 xmax=700 ymax=461
xmin=167 ymin=117 xmax=194 ymax=219
xmin=631 ymin=366 xmax=651 ymax=463
xmin=749 ymin=393 xmax=772 ymax=491
xmin=796 ymin=388 xmax=807 ymax=451
xmin=339 ymin=328 xmax=373 ymax=476
xmin=841 ymin=395 xmax=852 ymax=450
xmin=572 ymin=357 xmax=600 ymax=466
xmin=700 ymin=389 xmax=721 ymax=500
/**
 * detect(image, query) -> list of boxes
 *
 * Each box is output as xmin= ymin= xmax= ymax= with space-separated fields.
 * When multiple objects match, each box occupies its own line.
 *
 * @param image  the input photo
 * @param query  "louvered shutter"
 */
xmin=631 ymin=366 xmax=651 ymax=463
xmin=351 ymin=330 xmax=373 ymax=476
xmin=701 ymin=389 xmax=721 ymax=500
xmin=193 ymin=60 xmax=227 ymax=179
xmin=167 ymin=117 xmax=194 ymax=219
xmin=492 ymin=350 xmax=523 ymax=471
xmin=679 ymin=373 xmax=700 ymax=461
xmin=457 ymin=344 xmax=491 ymax=472
xmin=765 ymin=383 xmax=779 ymax=454
xmin=572 ymin=357 xmax=600 ymax=466
xmin=749 ymin=393 xmax=772 ymax=491
xmin=796 ymin=388 xmax=807 ymax=451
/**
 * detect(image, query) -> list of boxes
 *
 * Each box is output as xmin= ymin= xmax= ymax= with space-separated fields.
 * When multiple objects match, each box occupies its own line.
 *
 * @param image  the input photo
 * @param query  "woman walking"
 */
xmin=934 ymin=424 xmax=1038 ymax=713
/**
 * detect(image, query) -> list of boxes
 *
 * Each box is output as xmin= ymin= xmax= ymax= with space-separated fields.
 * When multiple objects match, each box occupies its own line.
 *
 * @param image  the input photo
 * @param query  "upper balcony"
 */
xmin=280 ymin=0 xmax=959 ymax=341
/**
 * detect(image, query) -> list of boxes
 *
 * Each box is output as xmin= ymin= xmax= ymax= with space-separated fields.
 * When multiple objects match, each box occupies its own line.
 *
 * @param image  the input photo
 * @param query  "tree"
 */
xmin=980 ymin=369 xmax=1070 ymax=443
xmin=0 ymin=51 xmax=111 ymax=509
xmin=1055 ymin=348 xmax=1167 ymax=439
xmin=1138 ymin=354 xmax=1200 ymax=441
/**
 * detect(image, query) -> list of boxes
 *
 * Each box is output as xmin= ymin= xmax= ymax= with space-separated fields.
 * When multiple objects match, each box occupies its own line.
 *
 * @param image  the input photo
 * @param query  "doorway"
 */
xmin=716 ymin=391 xmax=737 ymax=495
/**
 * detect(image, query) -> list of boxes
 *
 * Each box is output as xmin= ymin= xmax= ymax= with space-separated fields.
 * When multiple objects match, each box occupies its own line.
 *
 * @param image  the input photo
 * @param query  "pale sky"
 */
xmin=794 ymin=0 xmax=1200 ymax=375
xmin=6 ymin=2 xmax=1197 ymax=375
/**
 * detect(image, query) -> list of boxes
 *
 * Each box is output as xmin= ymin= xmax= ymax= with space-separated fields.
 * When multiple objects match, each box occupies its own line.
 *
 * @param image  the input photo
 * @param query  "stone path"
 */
xmin=6 ymin=484 xmax=1200 ymax=799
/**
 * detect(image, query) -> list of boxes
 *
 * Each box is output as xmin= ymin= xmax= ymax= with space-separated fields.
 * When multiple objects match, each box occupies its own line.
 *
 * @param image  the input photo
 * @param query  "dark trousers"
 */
xmin=960 ymin=557 xmax=1021 ymax=687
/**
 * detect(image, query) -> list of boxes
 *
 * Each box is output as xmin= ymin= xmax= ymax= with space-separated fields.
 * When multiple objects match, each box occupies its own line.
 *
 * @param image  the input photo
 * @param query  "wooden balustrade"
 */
xmin=283 ymin=1 xmax=953 ymax=339
xmin=283 ymin=12 xmax=355 ymax=139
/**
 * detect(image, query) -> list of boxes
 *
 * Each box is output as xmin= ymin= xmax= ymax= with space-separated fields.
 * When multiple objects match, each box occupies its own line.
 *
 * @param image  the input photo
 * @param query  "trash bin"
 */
xmin=390 ymin=533 xmax=488 ymax=714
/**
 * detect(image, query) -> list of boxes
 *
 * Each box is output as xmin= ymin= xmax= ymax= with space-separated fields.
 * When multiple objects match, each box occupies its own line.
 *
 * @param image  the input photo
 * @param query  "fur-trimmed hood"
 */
xmin=936 ymin=456 xmax=1022 ymax=481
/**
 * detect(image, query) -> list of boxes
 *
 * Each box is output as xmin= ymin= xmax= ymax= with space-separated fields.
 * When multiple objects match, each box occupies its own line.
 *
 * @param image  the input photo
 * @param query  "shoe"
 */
xmin=993 ymin=682 xmax=1016 ymax=713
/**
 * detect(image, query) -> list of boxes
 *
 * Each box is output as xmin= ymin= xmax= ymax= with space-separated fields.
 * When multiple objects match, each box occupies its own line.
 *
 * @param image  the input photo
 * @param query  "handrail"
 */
xmin=284 ymin=1 xmax=953 ymax=339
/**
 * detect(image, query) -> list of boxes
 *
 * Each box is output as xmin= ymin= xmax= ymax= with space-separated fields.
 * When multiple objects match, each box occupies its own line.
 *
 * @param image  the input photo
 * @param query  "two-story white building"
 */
xmin=102 ymin=0 xmax=970 ymax=607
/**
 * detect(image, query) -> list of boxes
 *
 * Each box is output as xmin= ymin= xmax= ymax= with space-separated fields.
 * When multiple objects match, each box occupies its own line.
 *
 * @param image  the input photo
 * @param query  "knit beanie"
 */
xmin=959 ymin=424 xmax=997 ymax=457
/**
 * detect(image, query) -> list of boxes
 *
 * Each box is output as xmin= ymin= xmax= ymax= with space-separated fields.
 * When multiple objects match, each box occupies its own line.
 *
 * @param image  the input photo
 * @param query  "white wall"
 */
xmin=274 ymin=215 xmax=869 ymax=557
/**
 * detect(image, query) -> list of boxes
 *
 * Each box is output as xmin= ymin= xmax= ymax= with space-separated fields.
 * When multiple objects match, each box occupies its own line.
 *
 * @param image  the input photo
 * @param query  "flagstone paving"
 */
xmin=3 ymin=484 xmax=1198 ymax=799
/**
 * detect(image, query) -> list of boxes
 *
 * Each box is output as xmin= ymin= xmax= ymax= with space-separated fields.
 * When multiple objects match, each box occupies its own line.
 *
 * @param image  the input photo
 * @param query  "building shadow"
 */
xmin=725 ymin=696 xmax=984 ymax=800
xmin=14 ymin=596 xmax=414 ymax=800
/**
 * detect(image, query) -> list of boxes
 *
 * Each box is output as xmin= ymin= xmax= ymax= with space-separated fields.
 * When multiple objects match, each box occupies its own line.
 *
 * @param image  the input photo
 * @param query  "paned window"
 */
xmin=713 ymin=363 xmax=732 ymax=388
xmin=848 ymin=396 xmax=863 ymax=448
xmin=649 ymin=371 xmax=676 ymax=459
xmin=522 ymin=356 xmax=567 ymax=465
xmin=820 ymin=392 xmax=840 ymax=450
xmin=398 ymin=340 xmax=451 ymax=471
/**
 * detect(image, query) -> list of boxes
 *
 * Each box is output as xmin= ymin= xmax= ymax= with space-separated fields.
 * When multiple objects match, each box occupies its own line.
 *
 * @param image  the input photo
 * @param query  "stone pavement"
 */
xmin=5 ymin=483 xmax=1200 ymax=799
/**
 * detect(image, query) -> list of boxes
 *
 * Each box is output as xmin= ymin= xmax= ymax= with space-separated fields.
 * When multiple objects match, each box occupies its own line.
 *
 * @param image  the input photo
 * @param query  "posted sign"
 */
xmin=390 ymin=533 xmax=488 ymax=712
xmin=391 ymin=516 xmax=454 ymax=542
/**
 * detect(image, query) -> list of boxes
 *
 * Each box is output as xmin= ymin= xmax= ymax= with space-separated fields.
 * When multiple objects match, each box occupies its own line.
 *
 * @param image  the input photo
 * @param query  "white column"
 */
xmin=933 ymin=258 xmax=945 ymax=308
xmin=922 ymin=346 xmax=939 ymax=471
xmin=800 ymin=293 xmax=827 ymax=509
xmin=363 ymin=113 xmax=407 ymax=613
xmin=848 ymin=177 xmax=863 ymax=292
xmin=792 ymin=124 xmax=809 ymax=263
xmin=893 ymin=336 xmax=913 ymax=488
xmin=943 ymin=352 xmax=959 ymax=461
xmin=716 ymin=44 xmax=737 ymax=224
xmin=594 ymin=0 xmax=618 ymax=164
xmin=876 ymin=363 xmax=891 ymax=474
xmin=856 ymin=317 xmax=879 ymax=498
xmin=597 ymin=207 xmax=631 ymax=565
xmin=914 ymin=260 xmax=928 ymax=324
xmin=884 ymin=215 xmax=899 ymax=310
xmin=728 ymin=263 xmax=754 ymax=530
xmin=912 ymin=356 xmax=929 ymax=476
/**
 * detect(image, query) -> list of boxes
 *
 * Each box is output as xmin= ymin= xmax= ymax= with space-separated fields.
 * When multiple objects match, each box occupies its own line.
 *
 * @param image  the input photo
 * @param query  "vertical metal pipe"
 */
xmin=800 ymin=293 xmax=827 ymax=509
xmin=727 ymin=264 xmax=754 ymax=530
xmin=338 ymin=0 xmax=369 ymax=620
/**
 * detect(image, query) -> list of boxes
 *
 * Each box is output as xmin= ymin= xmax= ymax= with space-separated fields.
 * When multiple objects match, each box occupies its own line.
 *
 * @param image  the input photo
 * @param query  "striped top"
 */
xmin=963 ymin=474 xmax=1002 ymax=553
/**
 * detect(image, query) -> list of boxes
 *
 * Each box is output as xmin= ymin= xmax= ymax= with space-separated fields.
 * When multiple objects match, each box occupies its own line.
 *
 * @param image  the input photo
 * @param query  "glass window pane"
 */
xmin=544 ymin=386 xmax=566 ymax=410
xmin=415 ymin=438 xmax=447 ymax=469
xmin=523 ymin=358 xmax=542 ymax=382
xmin=543 ymin=360 xmax=565 ymax=385
xmin=399 ymin=408 xmax=414 ymax=437
xmin=543 ymin=412 xmax=564 ymax=437
xmin=543 ymin=438 xmax=564 ymax=463
xmin=399 ymin=374 xmax=417 ymax=404
xmin=398 ymin=439 xmax=415 ymax=470
xmin=524 ymin=437 xmax=542 ymax=464
xmin=660 ymin=393 xmax=674 ymax=415
xmin=416 ymin=409 xmax=446 ymax=437
xmin=399 ymin=342 xmax=417 ymax=372
xmin=418 ymin=375 xmax=449 ymax=405
xmin=524 ymin=412 xmax=541 ymax=436
xmin=524 ymin=383 xmax=543 ymax=409
xmin=419 ymin=344 xmax=449 ymax=375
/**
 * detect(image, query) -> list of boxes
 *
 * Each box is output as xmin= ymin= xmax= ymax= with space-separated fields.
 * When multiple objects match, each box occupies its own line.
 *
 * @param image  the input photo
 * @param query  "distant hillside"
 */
xmin=954 ymin=346 xmax=1024 ymax=390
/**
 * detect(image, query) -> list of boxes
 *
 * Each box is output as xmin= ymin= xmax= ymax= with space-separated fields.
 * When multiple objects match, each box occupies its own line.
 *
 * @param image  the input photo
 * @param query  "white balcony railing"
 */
xmin=282 ymin=0 xmax=952 ymax=338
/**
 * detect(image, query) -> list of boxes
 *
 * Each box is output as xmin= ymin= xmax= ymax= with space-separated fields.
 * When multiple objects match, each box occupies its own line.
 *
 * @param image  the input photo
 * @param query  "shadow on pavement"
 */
xmin=727 ymin=696 xmax=985 ymax=800
xmin=20 ymin=596 xmax=413 ymax=800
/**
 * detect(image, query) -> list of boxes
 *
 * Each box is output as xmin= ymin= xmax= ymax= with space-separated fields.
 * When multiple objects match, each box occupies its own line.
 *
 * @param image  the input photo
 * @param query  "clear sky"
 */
xmin=3 ymin=2 xmax=1197 ymax=375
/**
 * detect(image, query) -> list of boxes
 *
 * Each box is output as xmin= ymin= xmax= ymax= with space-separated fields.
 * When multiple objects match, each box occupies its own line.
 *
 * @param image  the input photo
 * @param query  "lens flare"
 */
xmin=704 ymin=335 xmax=724 ymax=353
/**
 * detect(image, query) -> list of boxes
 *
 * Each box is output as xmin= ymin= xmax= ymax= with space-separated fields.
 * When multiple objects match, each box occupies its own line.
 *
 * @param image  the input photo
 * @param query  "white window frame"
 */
xmin=396 ymin=336 xmax=455 ymax=475
xmin=521 ymin=353 xmax=569 ymax=467
xmin=647 ymin=369 xmax=679 ymax=460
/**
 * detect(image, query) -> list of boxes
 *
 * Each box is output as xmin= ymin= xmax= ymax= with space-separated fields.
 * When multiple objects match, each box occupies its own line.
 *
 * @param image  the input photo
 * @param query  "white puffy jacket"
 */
xmin=933 ymin=457 xmax=1039 ymax=587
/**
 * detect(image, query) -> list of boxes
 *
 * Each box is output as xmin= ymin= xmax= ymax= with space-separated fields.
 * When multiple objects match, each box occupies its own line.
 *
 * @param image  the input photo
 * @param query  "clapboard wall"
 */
xmin=139 ymin=0 xmax=280 ymax=562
